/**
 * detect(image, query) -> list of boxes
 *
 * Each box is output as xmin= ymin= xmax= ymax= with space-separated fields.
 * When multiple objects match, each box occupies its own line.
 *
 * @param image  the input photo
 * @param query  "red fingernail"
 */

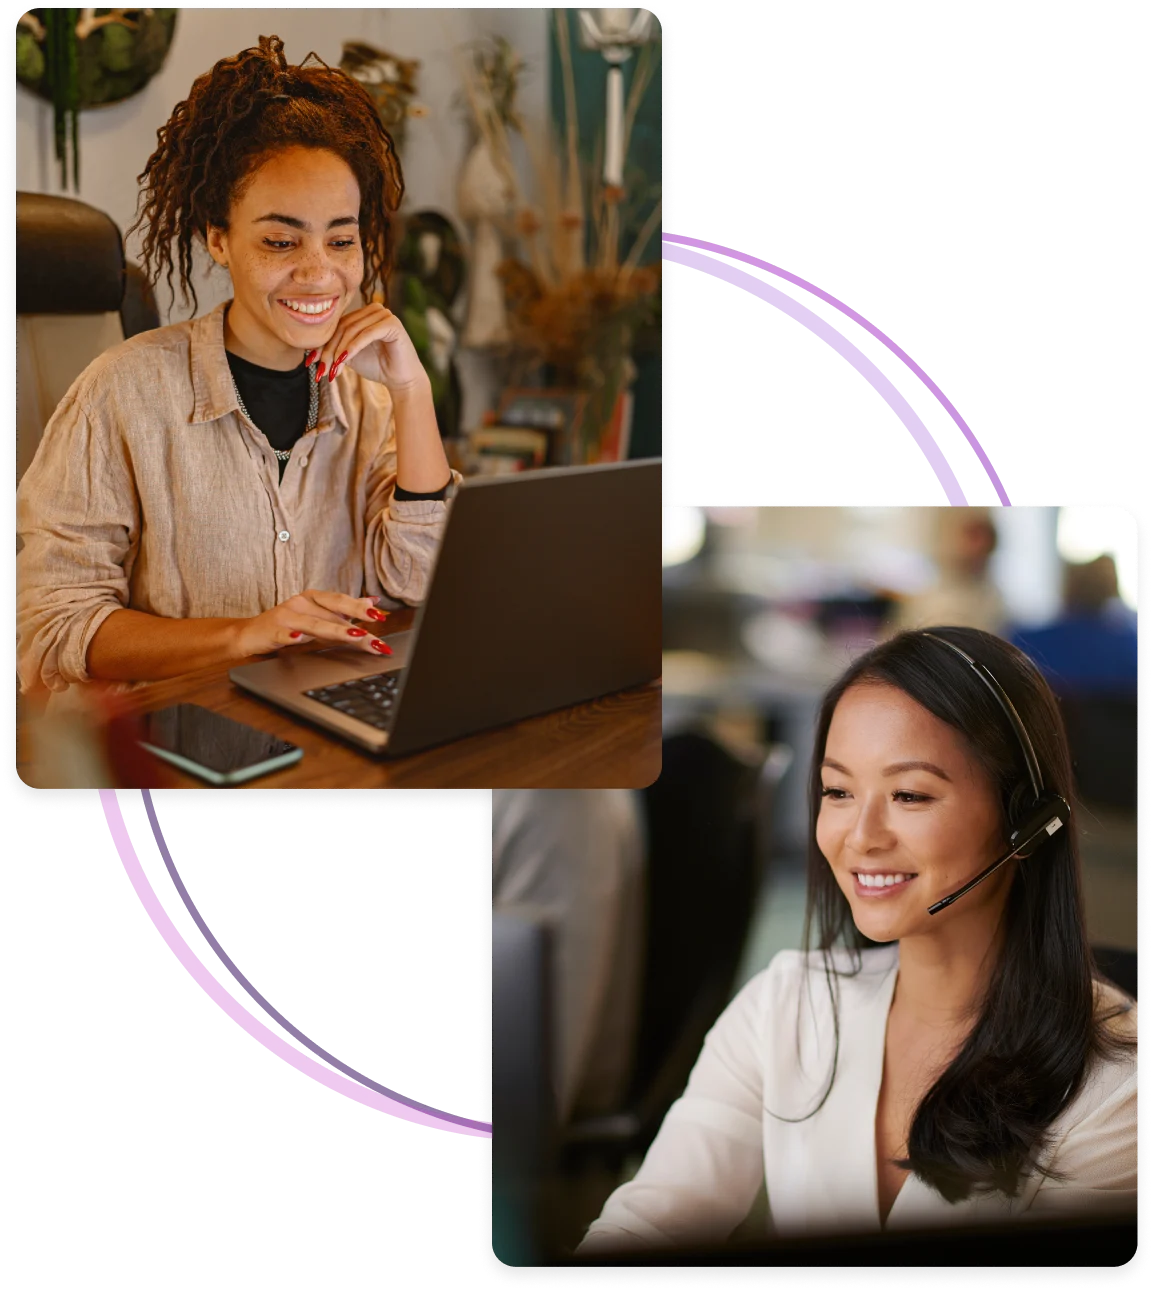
xmin=315 ymin=361 xmax=326 ymax=381
xmin=304 ymin=349 xmax=318 ymax=366
xmin=336 ymin=351 xmax=349 ymax=366
xmin=366 ymin=608 xmax=389 ymax=621
xmin=328 ymin=365 xmax=338 ymax=383
xmin=347 ymin=627 xmax=367 ymax=637
xmin=289 ymin=631 xmax=302 ymax=639
xmin=370 ymin=639 xmax=393 ymax=655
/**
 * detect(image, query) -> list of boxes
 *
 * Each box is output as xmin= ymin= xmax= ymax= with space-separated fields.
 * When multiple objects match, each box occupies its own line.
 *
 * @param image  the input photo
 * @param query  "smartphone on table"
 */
xmin=138 ymin=703 xmax=303 ymax=785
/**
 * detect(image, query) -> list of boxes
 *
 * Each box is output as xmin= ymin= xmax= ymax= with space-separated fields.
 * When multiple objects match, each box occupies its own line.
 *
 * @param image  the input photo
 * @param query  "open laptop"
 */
xmin=229 ymin=459 xmax=661 ymax=756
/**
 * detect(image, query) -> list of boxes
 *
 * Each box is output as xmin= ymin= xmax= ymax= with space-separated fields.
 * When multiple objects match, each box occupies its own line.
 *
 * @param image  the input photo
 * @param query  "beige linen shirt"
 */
xmin=17 ymin=303 xmax=455 ymax=695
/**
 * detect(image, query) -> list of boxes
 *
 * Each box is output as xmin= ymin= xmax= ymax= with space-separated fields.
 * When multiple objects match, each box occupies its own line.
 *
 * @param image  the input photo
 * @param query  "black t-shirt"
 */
xmin=226 ymin=350 xmax=449 ymax=498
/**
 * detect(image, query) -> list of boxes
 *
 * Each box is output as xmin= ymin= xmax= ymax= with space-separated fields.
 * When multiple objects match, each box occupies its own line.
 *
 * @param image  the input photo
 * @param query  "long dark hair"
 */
xmin=800 ymin=626 xmax=1132 ymax=1202
xmin=130 ymin=35 xmax=404 ymax=312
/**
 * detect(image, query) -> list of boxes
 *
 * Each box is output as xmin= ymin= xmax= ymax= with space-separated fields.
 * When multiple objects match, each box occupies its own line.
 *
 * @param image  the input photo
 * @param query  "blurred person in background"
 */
xmin=1011 ymin=556 xmax=1137 ymax=693
xmin=493 ymin=790 xmax=647 ymax=1122
xmin=895 ymin=512 xmax=1005 ymax=634
xmin=580 ymin=628 xmax=1135 ymax=1252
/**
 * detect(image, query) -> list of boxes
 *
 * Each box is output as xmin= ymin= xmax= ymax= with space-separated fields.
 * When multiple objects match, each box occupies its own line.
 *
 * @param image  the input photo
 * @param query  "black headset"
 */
xmin=921 ymin=634 xmax=1072 ymax=915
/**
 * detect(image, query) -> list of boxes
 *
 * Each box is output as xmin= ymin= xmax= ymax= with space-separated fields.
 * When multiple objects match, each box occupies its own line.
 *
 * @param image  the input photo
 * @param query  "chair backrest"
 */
xmin=631 ymin=731 xmax=767 ymax=1127
xmin=1060 ymin=690 xmax=1138 ymax=811
xmin=16 ymin=191 xmax=159 ymax=483
xmin=493 ymin=907 xmax=558 ymax=1265
xmin=1091 ymin=945 xmax=1137 ymax=1000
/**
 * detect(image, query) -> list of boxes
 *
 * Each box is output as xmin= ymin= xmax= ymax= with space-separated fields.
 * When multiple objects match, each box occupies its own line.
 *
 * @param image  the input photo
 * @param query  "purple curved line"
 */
xmin=99 ymin=790 xmax=490 ymax=1137
xmin=140 ymin=789 xmax=489 ymax=1134
xmin=662 ymin=243 xmax=966 ymax=505
xmin=662 ymin=233 xmax=1010 ymax=506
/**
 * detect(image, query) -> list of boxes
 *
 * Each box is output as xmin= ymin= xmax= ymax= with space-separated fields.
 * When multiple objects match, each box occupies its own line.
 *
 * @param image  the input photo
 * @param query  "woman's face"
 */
xmin=816 ymin=681 xmax=1009 ymax=944
xmin=207 ymin=146 xmax=364 ymax=369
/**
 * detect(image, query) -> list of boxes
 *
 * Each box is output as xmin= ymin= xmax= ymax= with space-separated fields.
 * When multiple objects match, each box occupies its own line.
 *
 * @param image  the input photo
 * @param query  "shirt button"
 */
xmin=299 ymin=456 xmax=308 ymax=468
xmin=277 ymin=530 xmax=290 ymax=543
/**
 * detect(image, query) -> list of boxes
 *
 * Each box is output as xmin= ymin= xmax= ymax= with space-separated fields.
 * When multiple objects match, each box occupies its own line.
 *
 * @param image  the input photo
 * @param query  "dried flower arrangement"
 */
xmin=456 ymin=19 xmax=660 ymax=463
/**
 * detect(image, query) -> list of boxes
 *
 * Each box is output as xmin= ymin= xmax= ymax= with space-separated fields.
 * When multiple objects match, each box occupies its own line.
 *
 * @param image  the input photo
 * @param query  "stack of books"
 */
xmin=597 ymin=389 xmax=634 ymax=464
xmin=467 ymin=425 xmax=550 ymax=474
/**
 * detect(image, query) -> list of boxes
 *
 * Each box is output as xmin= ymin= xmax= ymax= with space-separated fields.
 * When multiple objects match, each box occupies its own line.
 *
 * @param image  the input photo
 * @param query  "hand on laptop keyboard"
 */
xmin=234 ymin=590 xmax=394 ymax=657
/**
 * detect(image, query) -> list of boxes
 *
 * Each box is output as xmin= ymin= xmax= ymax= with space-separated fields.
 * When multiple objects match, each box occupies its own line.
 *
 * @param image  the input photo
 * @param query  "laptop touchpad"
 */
xmin=314 ymin=629 xmax=415 ymax=676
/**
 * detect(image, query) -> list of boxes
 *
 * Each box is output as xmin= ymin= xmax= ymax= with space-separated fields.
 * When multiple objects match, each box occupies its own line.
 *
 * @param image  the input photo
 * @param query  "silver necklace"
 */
xmin=231 ymin=362 xmax=320 ymax=461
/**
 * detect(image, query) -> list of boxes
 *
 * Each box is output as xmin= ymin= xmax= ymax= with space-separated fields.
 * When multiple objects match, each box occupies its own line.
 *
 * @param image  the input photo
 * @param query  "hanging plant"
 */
xmin=16 ymin=9 xmax=179 ymax=191
xmin=17 ymin=10 xmax=80 ymax=189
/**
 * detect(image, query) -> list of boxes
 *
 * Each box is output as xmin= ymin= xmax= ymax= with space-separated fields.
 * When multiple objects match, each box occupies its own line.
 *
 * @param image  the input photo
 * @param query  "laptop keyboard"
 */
xmin=303 ymin=671 xmax=404 ymax=731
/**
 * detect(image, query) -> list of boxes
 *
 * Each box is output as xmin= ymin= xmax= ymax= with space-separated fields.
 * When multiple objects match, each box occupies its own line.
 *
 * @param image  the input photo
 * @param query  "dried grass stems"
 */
xmin=456 ymin=19 xmax=659 ymax=456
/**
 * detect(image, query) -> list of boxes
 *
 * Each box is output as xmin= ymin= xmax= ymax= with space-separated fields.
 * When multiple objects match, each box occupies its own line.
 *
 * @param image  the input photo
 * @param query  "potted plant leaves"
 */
xmin=16 ymin=9 xmax=179 ymax=189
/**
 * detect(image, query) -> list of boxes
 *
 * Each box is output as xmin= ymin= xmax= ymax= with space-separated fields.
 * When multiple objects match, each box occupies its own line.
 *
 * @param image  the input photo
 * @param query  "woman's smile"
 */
xmin=276 ymin=294 xmax=341 ymax=324
xmin=852 ymin=869 xmax=918 ymax=897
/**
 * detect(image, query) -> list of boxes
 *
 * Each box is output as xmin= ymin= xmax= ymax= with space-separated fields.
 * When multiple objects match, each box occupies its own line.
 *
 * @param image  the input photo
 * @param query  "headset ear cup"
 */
xmin=1008 ymin=793 xmax=1071 ymax=858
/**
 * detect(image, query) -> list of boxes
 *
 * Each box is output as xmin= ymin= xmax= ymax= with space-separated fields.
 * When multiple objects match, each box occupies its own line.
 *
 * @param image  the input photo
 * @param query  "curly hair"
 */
xmin=130 ymin=35 xmax=404 ymax=312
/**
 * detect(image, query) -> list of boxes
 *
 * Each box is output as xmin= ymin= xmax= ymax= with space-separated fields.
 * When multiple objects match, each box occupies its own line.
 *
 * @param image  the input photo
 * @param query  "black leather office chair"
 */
xmin=1060 ymin=691 xmax=1138 ymax=811
xmin=1091 ymin=945 xmax=1137 ymax=1000
xmin=565 ymin=731 xmax=773 ymax=1168
xmin=16 ymin=191 xmax=159 ymax=482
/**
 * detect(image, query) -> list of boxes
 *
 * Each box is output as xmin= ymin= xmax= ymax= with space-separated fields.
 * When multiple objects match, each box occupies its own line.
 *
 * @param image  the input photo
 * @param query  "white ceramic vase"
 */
xmin=458 ymin=138 xmax=515 ymax=348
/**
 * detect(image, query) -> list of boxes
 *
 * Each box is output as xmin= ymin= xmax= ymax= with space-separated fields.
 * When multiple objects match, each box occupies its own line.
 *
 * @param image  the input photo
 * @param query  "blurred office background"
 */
xmin=493 ymin=506 xmax=1138 ymax=1262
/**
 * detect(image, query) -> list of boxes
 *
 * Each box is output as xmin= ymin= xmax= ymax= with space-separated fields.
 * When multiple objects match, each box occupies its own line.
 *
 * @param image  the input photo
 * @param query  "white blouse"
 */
xmin=580 ymin=945 xmax=1137 ymax=1252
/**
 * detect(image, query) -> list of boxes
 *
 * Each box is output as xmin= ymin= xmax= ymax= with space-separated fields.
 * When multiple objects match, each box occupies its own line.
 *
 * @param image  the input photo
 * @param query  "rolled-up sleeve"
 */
xmin=360 ymin=385 xmax=459 ymax=606
xmin=17 ymin=396 xmax=138 ymax=692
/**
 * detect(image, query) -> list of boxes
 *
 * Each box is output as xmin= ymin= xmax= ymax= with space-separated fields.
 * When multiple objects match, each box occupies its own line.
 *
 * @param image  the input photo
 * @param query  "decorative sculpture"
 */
xmin=458 ymin=138 xmax=516 ymax=348
xmin=395 ymin=211 xmax=466 ymax=439
xmin=338 ymin=42 xmax=424 ymax=155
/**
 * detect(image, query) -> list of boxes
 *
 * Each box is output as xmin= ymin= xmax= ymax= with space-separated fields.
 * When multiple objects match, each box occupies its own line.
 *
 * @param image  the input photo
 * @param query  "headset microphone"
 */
xmin=921 ymin=634 xmax=1071 ymax=916
xmin=926 ymin=798 xmax=1070 ymax=914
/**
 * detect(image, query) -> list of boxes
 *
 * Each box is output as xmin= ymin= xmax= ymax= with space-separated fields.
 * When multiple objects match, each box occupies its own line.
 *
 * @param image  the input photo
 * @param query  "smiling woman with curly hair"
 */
xmin=17 ymin=36 xmax=455 ymax=696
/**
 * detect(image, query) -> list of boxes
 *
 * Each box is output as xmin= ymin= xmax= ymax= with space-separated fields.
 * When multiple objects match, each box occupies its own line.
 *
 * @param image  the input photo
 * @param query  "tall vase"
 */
xmin=458 ymin=139 xmax=514 ymax=348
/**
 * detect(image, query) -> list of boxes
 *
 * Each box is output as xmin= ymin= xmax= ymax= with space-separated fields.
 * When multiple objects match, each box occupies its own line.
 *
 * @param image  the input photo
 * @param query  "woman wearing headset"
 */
xmin=17 ymin=36 xmax=454 ymax=695
xmin=581 ymin=627 xmax=1136 ymax=1250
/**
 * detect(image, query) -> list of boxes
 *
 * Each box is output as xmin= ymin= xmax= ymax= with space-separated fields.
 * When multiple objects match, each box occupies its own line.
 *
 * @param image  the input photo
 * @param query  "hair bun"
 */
xmin=258 ymin=34 xmax=288 ymax=68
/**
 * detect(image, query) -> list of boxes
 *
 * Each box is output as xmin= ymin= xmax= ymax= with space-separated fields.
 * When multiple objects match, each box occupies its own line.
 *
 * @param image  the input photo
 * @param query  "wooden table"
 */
xmin=19 ymin=609 xmax=662 ymax=789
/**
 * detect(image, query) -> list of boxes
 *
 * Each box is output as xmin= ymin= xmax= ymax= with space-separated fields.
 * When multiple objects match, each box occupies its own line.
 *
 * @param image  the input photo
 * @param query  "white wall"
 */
xmin=16 ymin=8 xmax=549 ymax=427
xmin=991 ymin=507 xmax=1062 ymax=627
